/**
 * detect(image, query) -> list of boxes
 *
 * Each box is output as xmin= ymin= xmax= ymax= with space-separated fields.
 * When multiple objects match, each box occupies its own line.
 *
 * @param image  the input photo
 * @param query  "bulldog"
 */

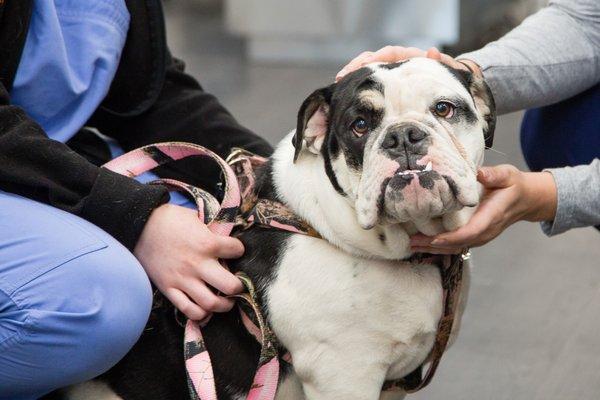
xmin=60 ymin=57 xmax=495 ymax=400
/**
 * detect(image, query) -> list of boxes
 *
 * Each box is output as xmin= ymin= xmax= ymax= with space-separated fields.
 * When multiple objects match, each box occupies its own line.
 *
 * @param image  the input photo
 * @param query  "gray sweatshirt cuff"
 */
xmin=540 ymin=160 xmax=600 ymax=236
xmin=540 ymin=168 xmax=575 ymax=236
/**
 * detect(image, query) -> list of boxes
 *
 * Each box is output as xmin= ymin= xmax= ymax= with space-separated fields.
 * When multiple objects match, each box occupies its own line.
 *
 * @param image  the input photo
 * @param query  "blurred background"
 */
xmin=164 ymin=1 xmax=600 ymax=399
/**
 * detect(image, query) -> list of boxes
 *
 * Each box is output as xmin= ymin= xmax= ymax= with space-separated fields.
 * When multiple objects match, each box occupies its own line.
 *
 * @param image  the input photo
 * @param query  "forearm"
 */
xmin=540 ymin=158 xmax=600 ymax=235
xmin=520 ymin=171 xmax=558 ymax=223
xmin=459 ymin=0 xmax=600 ymax=114
xmin=0 ymin=84 xmax=169 ymax=250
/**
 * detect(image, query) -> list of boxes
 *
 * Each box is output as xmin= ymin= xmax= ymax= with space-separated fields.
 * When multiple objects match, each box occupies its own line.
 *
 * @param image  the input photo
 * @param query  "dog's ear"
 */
xmin=293 ymin=84 xmax=335 ymax=162
xmin=468 ymin=74 xmax=496 ymax=148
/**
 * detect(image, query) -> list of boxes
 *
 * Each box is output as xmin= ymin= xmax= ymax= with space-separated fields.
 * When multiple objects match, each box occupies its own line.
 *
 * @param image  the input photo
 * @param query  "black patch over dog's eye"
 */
xmin=433 ymin=101 xmax=455 ymax=118
xmin=351 ymin=118 xmax=369 ymax=137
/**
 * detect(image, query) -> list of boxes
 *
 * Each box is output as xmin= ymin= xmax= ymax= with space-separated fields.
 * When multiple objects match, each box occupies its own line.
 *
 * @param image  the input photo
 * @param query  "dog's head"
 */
xmin=292 ymin=58 xmax=495 ymax=231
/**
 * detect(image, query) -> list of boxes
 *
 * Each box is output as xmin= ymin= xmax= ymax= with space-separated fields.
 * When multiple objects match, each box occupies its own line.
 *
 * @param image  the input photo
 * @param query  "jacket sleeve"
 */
xmin=0 ymin=82 xmax=170 ymax=250
xmin=90 ymin=57 xmax=274 ymax=190
xmin=459 ymin=0 xmax=600 ymax=115
xmin=540 ymin=159 xmax=600 ymax=236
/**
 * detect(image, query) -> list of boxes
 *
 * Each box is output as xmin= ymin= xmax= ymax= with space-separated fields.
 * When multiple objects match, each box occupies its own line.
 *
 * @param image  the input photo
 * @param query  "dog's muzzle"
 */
xmin=356 ymin=124 xmax=478 ymax=228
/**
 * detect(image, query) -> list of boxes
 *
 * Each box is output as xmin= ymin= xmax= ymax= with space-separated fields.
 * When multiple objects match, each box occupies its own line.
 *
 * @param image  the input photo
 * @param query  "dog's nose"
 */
xmin=381 ymin=125 xmax=429 ymax=157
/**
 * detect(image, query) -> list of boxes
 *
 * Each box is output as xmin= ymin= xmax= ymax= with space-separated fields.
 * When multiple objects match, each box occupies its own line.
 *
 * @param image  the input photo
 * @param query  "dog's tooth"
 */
xmin=424 ymin=161 xmax=433 ymax=171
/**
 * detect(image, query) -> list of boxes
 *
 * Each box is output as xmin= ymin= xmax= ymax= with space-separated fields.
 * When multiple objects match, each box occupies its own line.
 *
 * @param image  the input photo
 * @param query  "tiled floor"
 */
xmin=165 ymin=3 xmax=600 ymax=399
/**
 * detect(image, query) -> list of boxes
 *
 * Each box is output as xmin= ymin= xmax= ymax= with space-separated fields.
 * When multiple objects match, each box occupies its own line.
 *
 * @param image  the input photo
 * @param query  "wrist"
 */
xmin=521 ymin=171 xmax=558 ymax=222
xmin=134 ymin=203 xmax=171 ymax=259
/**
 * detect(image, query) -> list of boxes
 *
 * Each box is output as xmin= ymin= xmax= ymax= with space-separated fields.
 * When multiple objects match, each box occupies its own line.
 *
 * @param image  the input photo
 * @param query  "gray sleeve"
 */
xmin=540 ymin=159 xmax=600 ymax=236
xmin=459 ymin=0 xmax=600 ymax=115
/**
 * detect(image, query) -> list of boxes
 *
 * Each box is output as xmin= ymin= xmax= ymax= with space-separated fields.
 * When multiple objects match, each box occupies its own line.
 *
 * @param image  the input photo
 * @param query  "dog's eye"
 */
xmin=351 ymin=118 xmax=369 ymax=136
xmin=433 ymin=102 xmax=455 ymax=118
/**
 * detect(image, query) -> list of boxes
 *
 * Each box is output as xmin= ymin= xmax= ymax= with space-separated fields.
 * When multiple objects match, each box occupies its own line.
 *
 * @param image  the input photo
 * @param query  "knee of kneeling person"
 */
xmin=0 ymin=195 xmax=155 ymax=389
xmin=28 ymin=241 xmax=154 ymax=380
xmin=77 ymin=243 xmax=153 ymax=369
xmin=0 ymin=239 xmax=154 ymax=393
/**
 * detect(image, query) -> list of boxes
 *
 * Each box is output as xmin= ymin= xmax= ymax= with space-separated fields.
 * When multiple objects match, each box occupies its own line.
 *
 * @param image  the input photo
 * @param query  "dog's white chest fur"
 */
xmin=267 ymin=235 xmax=443 ymax=400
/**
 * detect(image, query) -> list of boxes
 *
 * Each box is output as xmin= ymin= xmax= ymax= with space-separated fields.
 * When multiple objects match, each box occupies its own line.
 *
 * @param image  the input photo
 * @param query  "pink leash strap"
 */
xmin=104 ymin=142 xmax=280 ymax=400
xmin=103 ymin=142 xmax=239 ymax=236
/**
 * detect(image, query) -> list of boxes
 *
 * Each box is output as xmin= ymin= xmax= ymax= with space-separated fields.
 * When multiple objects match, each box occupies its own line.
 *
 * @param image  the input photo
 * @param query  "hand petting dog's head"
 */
xmin=292 ymin=58 xmax=495 ymax=233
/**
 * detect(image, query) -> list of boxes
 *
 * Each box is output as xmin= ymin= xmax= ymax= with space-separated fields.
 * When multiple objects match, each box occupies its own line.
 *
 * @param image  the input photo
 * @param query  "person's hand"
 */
xmin=335 ymin=46 xmax=482 ymax=81
xmin=410 ymin=165 xmax=558 ymax=254
xmin=134 ymin=204 xmax=244 ymax=322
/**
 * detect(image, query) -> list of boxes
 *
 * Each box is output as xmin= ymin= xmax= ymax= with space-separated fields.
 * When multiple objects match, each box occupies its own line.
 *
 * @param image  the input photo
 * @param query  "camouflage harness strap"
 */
xmin=384 ymin=252 xmax=468 ymax=393
xmin=184 ymin=273 xmax=281 ymax=400
xmin=227 ymin=148 xmax=321 ymax=238
xmin=104 ymin=143 xmax=467 ymax=399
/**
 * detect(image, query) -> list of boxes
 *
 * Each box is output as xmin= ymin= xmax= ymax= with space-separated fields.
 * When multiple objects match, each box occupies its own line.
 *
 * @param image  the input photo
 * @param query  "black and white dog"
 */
xmin=64 ymin=57 xmax=495 ymax=400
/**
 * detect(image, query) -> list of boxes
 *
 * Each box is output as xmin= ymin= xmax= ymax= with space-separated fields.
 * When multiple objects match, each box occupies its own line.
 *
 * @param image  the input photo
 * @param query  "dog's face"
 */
xmin=293 ymin=58 xmax=495 ymax=230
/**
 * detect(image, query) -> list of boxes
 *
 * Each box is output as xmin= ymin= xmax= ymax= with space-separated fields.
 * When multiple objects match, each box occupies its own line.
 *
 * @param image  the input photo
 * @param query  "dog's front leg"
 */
xmin=292 ymin=348 xmax=388 ymax=400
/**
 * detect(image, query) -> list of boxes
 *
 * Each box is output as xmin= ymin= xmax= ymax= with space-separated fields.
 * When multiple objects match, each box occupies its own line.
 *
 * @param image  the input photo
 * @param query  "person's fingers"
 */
xmin=198 ymin=314 xmax=213 ymax=327
xmin=337 ymin=46 xmax=476 ymax=83
xmin=477 ymin=165 xmax=518 ymax=189
xmin=438 ymin=53 xmax=468 ymax=70
xmin=337 ymin=46 xmax=428 ymax=81
xmin=370 ymin=46 xmax=426 ymax=64
xmin=211 ymin=235 xmax=245 ymax=259
xmin=410 ymin=233 xmax=433 ymax=247
xmin=195 ymin=259 xmax=244 ymax=295
xmin=426 ymin=47 xmax=442 ymax=60
xmin=367 ymin=46 xmax=405 ymax=64
xmin=166 ymin=288 xmax=209 ymax=321
xmin=411 ymin=246 xmax=464 ymax=255
xmin=430 ymin=208 xmax=496 ymax=247
xmin=336 ymin=51 xmax=374 ymax=81
xmin=183 ymin=280 xmax=235 ymax=313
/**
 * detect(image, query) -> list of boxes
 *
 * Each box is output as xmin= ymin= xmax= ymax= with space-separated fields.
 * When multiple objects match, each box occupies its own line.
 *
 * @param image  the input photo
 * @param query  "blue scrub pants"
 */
xmin=0 ymin=191 xmax=152 ymax=399
xmin=0 ymin=140 xmax=193 ymax=399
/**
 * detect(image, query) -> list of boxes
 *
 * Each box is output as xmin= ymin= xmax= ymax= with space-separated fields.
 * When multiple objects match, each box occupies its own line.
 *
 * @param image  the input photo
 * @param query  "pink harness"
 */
xmin=104 ymin=143 xmax=285 ymax=400
xmin=104 ymin=142 xmax=466 ymax=399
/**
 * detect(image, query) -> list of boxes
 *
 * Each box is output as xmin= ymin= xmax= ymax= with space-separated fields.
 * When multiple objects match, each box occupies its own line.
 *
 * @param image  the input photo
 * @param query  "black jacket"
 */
xmin=0 ymin=0 xmax=272 ymax=250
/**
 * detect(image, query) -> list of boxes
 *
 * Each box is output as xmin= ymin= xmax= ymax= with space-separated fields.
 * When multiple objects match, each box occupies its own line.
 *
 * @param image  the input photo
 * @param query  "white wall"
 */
xmin=225 ymin=0 xmax=459 ymax=64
